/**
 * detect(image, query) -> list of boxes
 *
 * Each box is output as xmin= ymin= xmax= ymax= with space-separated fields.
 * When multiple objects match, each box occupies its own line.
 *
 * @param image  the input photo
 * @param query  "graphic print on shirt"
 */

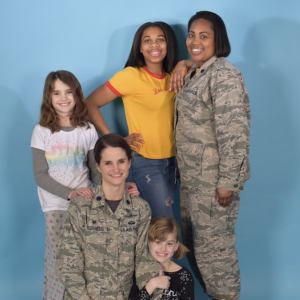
xmin=45 ymin=145 xmax=85 ymax=167
xmin=45 ymin=136 xmax=85 ymax=186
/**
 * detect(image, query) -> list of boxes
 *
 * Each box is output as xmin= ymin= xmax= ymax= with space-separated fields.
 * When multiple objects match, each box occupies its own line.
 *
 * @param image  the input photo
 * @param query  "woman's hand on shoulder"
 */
xmin=125 ymin=133 xmax=144 ymax=151
xmin=68 ymin=187 xmax=93 ymax=200
xmin=215 ymin=188 xmax=233 ymax=207
xmin=125 ymin=182 xmax=140 ymax=197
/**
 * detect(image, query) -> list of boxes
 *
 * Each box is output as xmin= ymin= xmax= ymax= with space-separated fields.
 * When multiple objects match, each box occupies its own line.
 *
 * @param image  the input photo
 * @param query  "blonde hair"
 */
xmin=148 ymin=216 xmax=189 ymax=260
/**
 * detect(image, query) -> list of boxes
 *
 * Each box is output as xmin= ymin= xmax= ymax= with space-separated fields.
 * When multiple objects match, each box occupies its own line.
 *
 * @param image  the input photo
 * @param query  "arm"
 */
xmin=144 ymin=269 xmax=170 ymax=295
xmin=129 ymin=277 xmax=152 ymax=300
xmin=56 ymin=201 xmax=92 ymax=300
xmin=213 ymin=70 xmax=250 ymax=205
xmin=87 ymin=83 xmax=144 ymax=150
xmin=87 ymin=149 xmax=101 ymax=185
xmin=135 ymin=202 xmax=160 ymax=290
xmin=169 ymin=60 xmax=194 ymax=92
xmin=32 ymin=147 xmax=72 ymax=199
xmin=32 ymin=148 xmax=93 ymax=200
xmin=129 ymin=270 xmax=170 ymax=300
xmin=86 ymin=84 xmax=117 ymax=135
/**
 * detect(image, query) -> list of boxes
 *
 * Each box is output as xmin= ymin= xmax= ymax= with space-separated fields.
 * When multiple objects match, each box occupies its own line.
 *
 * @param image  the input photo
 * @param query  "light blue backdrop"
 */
xmin=1 ymin=0 xmax=299 ymax=299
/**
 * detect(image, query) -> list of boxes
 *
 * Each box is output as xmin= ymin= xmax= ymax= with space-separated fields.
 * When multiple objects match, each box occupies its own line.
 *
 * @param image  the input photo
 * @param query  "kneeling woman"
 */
xmin=56 ymin=134 xmax=160 ymax=300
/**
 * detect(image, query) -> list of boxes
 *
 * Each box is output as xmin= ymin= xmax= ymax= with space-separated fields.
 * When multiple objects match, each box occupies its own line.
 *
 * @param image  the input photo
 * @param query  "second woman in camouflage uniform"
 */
xmin=174 ymin=11 xmax=250 ymax=300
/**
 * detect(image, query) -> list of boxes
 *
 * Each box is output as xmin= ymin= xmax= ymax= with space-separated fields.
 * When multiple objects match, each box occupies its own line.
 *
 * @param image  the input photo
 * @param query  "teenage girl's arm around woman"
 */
xmin=169 ymin=60 xmax=195 ymax=92
xmin=86 ymin=85 xmax=144 ymax=151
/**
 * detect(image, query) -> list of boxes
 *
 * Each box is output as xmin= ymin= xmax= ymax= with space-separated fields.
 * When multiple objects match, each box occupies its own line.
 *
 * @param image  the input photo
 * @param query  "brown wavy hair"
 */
xmin=148 ymin=216 xmax=189 ymax=260
xmin=39 ymin=70 xmax=90 ymax=133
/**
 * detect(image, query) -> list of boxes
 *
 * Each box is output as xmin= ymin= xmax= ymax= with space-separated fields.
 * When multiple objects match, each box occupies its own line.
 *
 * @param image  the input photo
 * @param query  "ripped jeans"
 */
xmin=126 ymin=151 xmax=176 ymax=217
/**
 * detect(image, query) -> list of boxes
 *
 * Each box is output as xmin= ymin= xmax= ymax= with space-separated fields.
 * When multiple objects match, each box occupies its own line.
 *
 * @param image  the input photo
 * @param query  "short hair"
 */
xmin=40 ymin=70 xmax=89 ymax=133
xmin=188 ymin=11 xmax=231 ymax=57
xmin=94 ymin=133 xmax=132 ymax=164
xmin=125 ymin=22 xmax=178 ymax=74
xmin=148 ymin=216 xmax=189 ymax=260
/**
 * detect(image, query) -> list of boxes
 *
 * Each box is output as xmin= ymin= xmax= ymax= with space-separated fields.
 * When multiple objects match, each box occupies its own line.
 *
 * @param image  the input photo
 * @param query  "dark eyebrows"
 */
xmin=142 ymin=34 xmax=165 ymax=39
xmin=118 ymin=158 xmax=126 ymax=161
xmin=53 ymin=88 xmax=72 ymax=93
xmin=188 ymin=30 xmax=210 ymax=34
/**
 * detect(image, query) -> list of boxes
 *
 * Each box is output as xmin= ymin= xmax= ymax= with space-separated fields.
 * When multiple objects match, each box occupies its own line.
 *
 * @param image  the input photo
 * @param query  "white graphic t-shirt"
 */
xmin=31 ymin=124 xmax=98 ymax=212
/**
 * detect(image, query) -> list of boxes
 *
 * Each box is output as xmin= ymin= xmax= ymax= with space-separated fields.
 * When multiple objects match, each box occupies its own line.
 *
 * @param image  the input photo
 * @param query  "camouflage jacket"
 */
xmin=175 ymin=56 xmax=250 ymax=192
xmin=56 ymin=185 xmax=161 ymax=300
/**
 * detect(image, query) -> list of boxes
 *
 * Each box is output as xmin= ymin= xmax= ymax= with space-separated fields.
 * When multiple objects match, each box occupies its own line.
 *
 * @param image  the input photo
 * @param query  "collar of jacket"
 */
xmin=189 ymin=55 xmax=218 ymax=76
xmin=90 ymin=184 xmax=134 ymax=212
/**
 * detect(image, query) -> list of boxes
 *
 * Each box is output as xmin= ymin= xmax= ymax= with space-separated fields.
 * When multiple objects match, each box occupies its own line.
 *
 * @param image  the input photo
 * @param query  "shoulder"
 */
xmin=130 ymin=195 xmax=151 ymax=215
xmin=77 ymin=123 xmax=97 ymax=136
xmin=113 ymin=67 xmax=140 ymax=78
xmin=31 ymin=124 xmax=52 ymax=143
xmin=131 ymin=195 xmax=151 ymax=210
xmin=32 ymin=124 xmax=49 ymax=134
xmin=212 ymin=57 xmax=243 ymax=77
xmin=68 ymin=188 xmax=97 ymax=213
xmin=131 ymin=195 xmax=150 ymax=208
xmin=82 ymin=122 xmax=97 ymax=133
xmin=209 ymin=57 xmax=245 ymax=88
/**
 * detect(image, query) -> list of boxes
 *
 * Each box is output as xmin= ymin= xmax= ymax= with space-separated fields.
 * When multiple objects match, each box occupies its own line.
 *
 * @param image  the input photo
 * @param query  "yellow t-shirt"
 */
xmin=106 ymin=66 xmax=175 ymax=159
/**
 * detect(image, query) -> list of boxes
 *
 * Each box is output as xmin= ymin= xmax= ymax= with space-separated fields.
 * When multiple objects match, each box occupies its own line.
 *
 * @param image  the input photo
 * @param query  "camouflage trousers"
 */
xmin=180 ymin=185 xmax=241 ymax=300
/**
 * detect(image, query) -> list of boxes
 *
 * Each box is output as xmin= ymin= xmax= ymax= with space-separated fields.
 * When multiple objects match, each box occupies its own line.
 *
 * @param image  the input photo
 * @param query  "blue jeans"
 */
xmin=126 ymin=151 xmax=176 ymax=217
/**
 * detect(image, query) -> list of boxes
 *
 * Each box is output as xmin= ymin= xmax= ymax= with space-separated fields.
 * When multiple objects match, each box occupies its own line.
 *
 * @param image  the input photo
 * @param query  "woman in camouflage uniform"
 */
xmin=173 ymin=11 xmax=250 ymax=300
xmin=56 ymin=134 xmax=161 ymax=300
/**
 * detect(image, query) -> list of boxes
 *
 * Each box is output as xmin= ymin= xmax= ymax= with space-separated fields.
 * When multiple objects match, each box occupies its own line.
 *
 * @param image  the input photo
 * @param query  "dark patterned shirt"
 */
xmin=129 ymin=266 xmax=194 ymax=300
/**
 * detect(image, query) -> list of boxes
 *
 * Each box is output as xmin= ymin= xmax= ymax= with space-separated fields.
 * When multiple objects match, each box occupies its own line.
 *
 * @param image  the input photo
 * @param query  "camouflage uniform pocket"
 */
xmin=176 ymin=143 xmax=205 ymax=186
xmin=118 ymin=226 xmax=138 ymax=247
xmin=210 ymin=193 xmax=240 ymax=235
xmin=188 ymin=191 xmax=238 ymax=236
xmin=210 ymin=201 xmax=231 ymax=234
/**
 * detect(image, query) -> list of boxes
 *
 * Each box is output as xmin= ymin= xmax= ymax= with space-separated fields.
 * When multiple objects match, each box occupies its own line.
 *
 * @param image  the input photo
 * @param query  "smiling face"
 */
xmin=140 ymin=26 xmax=167 ymax=70
xmin=51 ymin=79 xmax=75 ymax=118
xmin=186 ymin=18 xmax=215 ymax=68
xmin=96 ymin=146 xmax=131 ymax=188
xmin=149 ymin=232 xmax=179 ymax=266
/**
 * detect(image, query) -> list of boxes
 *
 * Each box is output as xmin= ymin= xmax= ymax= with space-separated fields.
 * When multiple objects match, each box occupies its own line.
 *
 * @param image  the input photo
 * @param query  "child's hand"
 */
xmin=145 ymin=269 xmax=170 ymax=295
xmin=126 ymin=182 xmax=140 ymax=197
xmin=68 ymin=188 xmax=93 ymax=200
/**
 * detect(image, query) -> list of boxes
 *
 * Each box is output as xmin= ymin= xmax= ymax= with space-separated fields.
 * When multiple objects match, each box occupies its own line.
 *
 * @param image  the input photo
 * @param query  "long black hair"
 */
xmin=125 ymin=22 xmax=178 ymax=74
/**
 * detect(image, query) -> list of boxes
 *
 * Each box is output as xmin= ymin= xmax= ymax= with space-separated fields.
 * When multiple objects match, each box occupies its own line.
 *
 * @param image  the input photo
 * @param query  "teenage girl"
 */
xmin=87 ymin=22 xmax=179 ymax=217
xmin=129 ymin=216 xmax=194 ymax=300
xmin=31 ymin=71 xmax=138 ymax=300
